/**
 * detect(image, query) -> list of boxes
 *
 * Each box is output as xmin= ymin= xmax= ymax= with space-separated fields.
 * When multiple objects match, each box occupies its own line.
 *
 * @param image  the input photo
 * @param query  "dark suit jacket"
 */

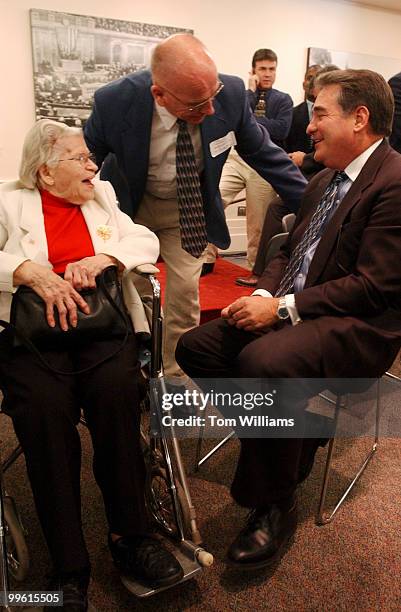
xmin=84 ymin=70 xmax=306 ymax=249
xmin=257 ymin=141 xmax=401 ymax=377
xmin=284 ymin=101 xmax=313 ymax=154
xmin=389 ymin=72 xmax=401 ymax=153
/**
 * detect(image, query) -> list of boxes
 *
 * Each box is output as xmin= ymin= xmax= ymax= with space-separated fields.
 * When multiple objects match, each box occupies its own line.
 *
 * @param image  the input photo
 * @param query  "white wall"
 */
xmin=1 ymin=0 xmax=401 ymax=181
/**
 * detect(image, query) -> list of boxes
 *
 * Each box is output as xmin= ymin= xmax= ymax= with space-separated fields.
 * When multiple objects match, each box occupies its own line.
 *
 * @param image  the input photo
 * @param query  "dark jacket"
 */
xmin=258 ymin=141 xmax=401 ymax=377
xmin=84 ymin=70 xmax=306 ymax=249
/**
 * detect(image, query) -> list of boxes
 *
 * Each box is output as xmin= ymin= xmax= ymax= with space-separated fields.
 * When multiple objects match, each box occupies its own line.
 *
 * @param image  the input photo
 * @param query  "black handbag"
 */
xmin=0 ymin=266 xmax=130 ymax=374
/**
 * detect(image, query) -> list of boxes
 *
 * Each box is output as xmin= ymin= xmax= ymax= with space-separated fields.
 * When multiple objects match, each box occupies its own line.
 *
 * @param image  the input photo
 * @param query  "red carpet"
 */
xmin=156 ymin=258 xmax=253 ymax=323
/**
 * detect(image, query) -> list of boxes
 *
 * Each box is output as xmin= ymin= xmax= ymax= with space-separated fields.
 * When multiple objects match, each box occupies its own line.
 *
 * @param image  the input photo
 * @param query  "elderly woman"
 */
xmin=0 ymin=120 xmax=183 ymax=611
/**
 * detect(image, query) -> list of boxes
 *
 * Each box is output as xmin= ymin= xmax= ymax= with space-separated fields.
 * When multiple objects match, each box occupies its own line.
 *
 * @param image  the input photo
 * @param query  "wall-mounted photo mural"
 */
xmin=30 ymin=9 xmax=192 ymax=126
xmin=307 ymin=46 xmax=400 ymax=80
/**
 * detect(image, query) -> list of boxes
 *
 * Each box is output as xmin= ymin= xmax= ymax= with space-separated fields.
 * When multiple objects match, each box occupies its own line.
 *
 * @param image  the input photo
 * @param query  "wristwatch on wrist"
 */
xmin=277 ymin=296 xmax=290 ymax=320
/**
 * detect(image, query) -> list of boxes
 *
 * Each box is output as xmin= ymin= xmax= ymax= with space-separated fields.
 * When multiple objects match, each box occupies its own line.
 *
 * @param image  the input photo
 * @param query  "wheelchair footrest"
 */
xmin=120 ymin=541 xmax=203 ymax=598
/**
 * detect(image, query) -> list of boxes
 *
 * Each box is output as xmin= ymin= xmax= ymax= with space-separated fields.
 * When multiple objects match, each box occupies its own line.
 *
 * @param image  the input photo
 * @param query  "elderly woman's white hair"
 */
xmin=19 ymin=119 xmax=82 ymax=189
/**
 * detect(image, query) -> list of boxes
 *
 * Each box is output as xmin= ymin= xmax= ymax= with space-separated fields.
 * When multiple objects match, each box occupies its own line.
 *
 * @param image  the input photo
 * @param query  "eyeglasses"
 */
xmin=163 ymin=81 xmax=224 ymax=113
xmin=58 ymin=153 xmax=97 ymax=166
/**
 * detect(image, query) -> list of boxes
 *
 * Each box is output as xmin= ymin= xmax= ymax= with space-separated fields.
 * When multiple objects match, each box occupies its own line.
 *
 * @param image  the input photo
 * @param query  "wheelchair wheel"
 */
xmin=145 ymin=465 xmax=191 ymax=539
xmin=3 ymin=496 xmax=29 ymax=581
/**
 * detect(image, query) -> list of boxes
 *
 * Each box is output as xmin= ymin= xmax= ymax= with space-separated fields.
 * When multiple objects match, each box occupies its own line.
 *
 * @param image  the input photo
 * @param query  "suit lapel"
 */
xmin=200 ymin=99 xmax=231 ymax=188
xmin=304 ymin=141 xmax=389 ymax=287
xmin=19 ymin=189 xmax=50 ymax=264
xmin=301 ymin=102 xmax=310 ymax=125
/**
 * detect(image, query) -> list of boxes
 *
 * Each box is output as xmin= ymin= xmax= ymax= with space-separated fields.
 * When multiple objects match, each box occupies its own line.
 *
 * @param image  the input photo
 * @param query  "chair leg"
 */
xmin=0 ymin=453 xmax=11 ymax=605
xmin=195 ymin=431 xmax=235 ymax=471
xmin=316 ymin=382 xmax=380 ymax=525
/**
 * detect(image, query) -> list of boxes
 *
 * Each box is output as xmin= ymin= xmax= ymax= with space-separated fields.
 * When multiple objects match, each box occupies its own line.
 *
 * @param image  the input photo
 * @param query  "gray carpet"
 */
xmin=1 ymin=368 xmax=401 ymax=611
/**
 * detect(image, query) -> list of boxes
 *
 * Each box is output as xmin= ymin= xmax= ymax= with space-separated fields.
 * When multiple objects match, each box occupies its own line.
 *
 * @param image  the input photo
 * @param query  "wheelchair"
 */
xmin=0 ymin=264 xmax=213 ymax=607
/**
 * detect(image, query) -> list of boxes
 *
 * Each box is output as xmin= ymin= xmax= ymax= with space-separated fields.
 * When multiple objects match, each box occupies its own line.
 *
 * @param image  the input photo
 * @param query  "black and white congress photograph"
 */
xmin=29 ymin=8 xmax=192 ymax=126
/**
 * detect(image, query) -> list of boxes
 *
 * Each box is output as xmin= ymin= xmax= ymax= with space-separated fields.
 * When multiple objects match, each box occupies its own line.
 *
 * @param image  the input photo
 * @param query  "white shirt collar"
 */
xmin=344 ymin=138 xmax=383 ymax=182
xmin=154 ymin=101 xmax=178 ymax=131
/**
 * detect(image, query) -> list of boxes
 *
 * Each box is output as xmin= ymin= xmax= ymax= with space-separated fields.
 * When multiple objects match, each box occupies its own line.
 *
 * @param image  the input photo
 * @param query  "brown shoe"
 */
xmin=235 ymin=274 xmax=259 ymax=287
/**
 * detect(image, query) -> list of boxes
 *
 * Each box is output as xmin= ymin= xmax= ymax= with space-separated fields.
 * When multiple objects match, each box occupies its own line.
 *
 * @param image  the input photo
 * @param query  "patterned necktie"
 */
xmin=255 ymin=91 xmax=266 ymax=117
xmin=275 ymin=171 xmax=348 ymax=297
xmin=176 ymin=119 xmax=208 ymax=258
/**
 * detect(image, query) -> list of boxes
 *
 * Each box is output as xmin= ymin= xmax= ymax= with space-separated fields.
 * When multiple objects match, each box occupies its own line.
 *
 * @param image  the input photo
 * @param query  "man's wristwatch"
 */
xmin=277 ymin=297 xmax=290 ymax=320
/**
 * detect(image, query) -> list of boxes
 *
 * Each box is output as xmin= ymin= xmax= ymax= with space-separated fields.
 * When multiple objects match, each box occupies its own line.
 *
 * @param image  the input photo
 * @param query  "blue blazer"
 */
xmin=84 ymin=70 xmax=306 ymax=249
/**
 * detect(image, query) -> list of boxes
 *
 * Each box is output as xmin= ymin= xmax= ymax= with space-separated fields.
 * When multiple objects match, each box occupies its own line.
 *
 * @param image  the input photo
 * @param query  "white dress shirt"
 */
xmin=145 ymin=103 xmax=204 ymax=200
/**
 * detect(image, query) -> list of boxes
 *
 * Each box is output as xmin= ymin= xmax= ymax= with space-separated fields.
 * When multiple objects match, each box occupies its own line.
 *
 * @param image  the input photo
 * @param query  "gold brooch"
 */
xmin=96 ymin=225 xmax=112 ymax=242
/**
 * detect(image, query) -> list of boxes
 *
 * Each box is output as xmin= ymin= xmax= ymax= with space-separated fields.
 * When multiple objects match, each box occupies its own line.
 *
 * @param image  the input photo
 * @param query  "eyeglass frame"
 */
xmin=58 ymin=152 xmax=97 ymax=166
xmin=161 ymin=80 xmax=224 ymax=113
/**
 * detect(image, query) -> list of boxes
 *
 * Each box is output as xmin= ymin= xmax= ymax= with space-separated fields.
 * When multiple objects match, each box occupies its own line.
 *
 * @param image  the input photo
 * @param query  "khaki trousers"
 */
xmin=205 ymin=150 xmax=276 ymax=268
xmin=135 ymin=192 xmax=203 ymax=378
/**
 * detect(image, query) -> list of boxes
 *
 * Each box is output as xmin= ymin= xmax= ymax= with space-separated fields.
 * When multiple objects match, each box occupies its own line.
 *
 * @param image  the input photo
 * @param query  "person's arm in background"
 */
xmin=289 ymin=151 xmax=325 ymax=181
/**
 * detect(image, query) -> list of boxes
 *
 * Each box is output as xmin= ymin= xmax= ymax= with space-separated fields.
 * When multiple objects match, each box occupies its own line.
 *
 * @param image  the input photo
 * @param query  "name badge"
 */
xmin=209 ymin=131 xmax=237 ymax=158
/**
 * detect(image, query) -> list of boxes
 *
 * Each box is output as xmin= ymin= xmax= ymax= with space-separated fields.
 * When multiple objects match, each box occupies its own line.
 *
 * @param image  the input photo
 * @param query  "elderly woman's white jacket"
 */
xmin=0 ymin=179 xmax=160 ymax=328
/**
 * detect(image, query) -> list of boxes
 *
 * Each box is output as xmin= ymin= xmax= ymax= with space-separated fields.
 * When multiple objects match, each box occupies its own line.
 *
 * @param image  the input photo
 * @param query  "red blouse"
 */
xmin=41 ymin=190 xmax=95 ymax=274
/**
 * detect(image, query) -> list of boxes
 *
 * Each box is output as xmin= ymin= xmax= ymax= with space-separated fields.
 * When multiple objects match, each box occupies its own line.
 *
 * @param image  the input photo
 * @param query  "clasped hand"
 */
xmin=221 ymin=296 xmax=279 ymax=332
xmin=14 ymin=254 xmax=117 ymax=332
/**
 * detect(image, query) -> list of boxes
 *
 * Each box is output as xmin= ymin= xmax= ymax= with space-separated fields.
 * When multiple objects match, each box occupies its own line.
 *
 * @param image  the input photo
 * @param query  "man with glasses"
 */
xmin=85 ymin=34 xmax=306 ymax=379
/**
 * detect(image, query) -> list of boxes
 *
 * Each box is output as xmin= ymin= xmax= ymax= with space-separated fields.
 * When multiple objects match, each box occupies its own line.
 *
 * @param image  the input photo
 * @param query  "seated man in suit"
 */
xmin=176 ymin=69 xmax=401 ymax=571
xmin=284 ymin=63 xmax=321 ymax=156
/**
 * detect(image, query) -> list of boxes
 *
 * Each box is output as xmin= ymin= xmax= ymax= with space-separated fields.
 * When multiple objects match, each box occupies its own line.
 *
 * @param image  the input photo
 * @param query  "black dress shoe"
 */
xmin=48 ymin=570 xmax=90 ymax=611
xmin=201 ymin=262 xmax=215 ymax=276
xmin=227 ymin=498 xmax=297 ymax=569
xmin=109 ymin=534 xmax=183 ymax=587
xmin=235 ymin=274 xmax=259 ymax=287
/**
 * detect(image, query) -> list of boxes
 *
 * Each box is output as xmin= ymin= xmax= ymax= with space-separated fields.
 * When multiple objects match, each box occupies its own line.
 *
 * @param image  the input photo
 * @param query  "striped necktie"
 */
xmin=275 ymin=171 xmax=348 ymax=297
xmin=176 ymin=119 xmax=208 ymax=258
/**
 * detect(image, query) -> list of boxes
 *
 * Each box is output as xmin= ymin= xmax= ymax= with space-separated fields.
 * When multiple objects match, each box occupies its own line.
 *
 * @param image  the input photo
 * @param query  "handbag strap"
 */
xmin=0 ymin=270 xmax=130 ymax=376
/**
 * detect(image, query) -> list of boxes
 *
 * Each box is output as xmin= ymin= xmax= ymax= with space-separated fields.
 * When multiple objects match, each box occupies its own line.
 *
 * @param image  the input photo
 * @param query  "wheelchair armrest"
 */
xmin=133 ymin=263 xmax=160 ymax=277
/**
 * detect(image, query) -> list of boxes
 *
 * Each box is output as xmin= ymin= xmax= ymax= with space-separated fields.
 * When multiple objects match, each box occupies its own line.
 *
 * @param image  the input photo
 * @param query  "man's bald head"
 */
xmin=150 ymin=34 xmax=220 ymax=124
xmin=151 ymin=34 xmax=217 ymax=88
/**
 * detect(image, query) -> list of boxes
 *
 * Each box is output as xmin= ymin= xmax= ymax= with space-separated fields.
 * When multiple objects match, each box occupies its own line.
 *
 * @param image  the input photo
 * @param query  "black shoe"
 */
xmin=109 ymin=534 xmax=184 ymax=587
xmin=201 ymin=262 xmax=215 ymax=276
xmin=48 ymin=570 xmax=89 ymax=611
xmin=235 ymin=274 xmax=259 ymax=287
xmin=227 ymin=498 xmax=297 ymax=569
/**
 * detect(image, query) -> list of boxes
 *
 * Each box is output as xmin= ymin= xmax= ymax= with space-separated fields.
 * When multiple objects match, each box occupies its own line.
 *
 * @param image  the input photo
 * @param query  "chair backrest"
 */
xmin=265 ymin=232 xmax=289 ymax=265
xmin=282 ymin=213 xmax=296 ymax=233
